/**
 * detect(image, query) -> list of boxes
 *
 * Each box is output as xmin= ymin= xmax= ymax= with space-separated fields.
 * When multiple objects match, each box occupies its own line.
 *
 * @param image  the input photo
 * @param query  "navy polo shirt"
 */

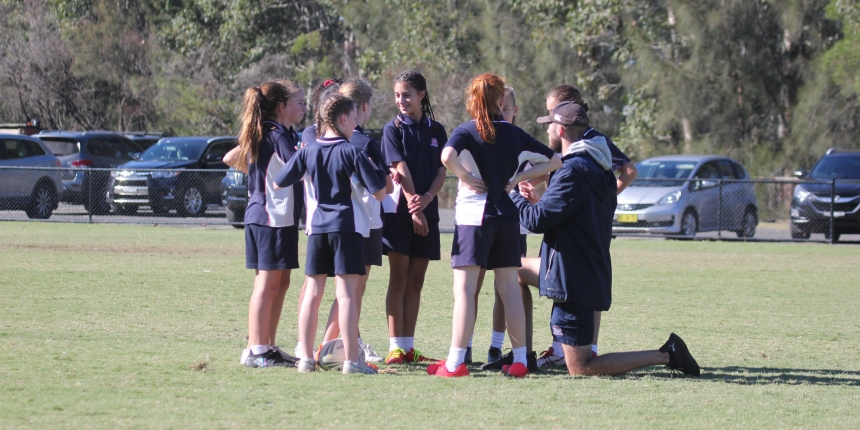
xmin=349 ymin=125 xmax=388 ymax=229
xmin=583 ymin=128 xmax=630 ymax=171
xmin=381 ymin=114 xmax=447 ymax=220
xmin=245 ymin=121 xmax=303 ymax=227
xmin=300 ymin=124 xmax=318 ymax=149
xmin=445 ymin=118 xmax=556 ymax=225
xmin=273 ymin=136 xmax=386 ymax=237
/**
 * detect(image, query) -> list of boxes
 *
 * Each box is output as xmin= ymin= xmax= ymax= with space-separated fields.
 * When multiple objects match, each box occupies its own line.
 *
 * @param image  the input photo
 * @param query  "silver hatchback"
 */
xmin=613 ymin=155 xmax=759 ymax=237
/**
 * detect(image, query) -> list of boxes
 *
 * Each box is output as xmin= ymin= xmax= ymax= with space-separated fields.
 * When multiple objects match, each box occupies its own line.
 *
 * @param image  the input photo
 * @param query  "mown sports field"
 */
xmin=1 ymin=222 xmax=859 ymax=428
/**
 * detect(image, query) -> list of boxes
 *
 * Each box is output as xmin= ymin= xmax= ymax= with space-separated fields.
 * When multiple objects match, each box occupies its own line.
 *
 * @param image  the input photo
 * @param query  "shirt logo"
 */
xmin=430 ymin=138 xmax=438 ymax=147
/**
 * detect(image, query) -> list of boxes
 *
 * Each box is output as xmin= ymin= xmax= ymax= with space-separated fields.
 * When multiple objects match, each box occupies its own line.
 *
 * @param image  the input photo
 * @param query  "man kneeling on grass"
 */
xmin=512 ymin=101 xmax=700 ymax=377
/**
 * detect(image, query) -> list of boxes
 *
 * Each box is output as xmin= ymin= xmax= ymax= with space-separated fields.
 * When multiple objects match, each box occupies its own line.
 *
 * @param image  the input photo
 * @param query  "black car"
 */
xmin=37 ymin=131 xmax=144 ymax=214
xmin=122 ymin=132 xmax=165 ymax=150
xmin=790 ymin=148 xmax=860 ymax=241
xmin=107 ymin=136 xmax=236 ymax=216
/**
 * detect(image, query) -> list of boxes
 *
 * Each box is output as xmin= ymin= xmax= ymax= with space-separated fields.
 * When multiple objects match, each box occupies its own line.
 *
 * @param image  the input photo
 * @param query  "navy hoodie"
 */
xmin=512 ymin=152 xmax=617 ymax=311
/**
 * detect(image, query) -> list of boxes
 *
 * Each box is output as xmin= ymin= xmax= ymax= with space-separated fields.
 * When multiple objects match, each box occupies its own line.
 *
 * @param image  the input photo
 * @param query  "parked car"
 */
xmin=122 ymin=132 xmax=165 ymax=150
xmin=107 ymin=136 xmax=236 ymax=216
xmin=613 ymin=155 xmax=759 ymax=237
xmin=37 ymin=131 xmax=144 ymax=214
xmin=0 ymin=134 xmax=62 ymax=218
xmin=790 ymin=148 xmax=860 ymax=241
xmin=221 ymin=167 xmax=246 ymax=228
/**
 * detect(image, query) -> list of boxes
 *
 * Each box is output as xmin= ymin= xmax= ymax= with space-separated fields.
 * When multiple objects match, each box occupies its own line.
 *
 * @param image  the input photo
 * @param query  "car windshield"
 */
xmin=140 ymin=141 xmax=204 ymax=162
xmin=631 ymin=160 xmax=697 ymax=187
xmin=809 ymin=155 xmax=860 ymax=180
xmin=40 ymin=138 xmax=80 ymax=156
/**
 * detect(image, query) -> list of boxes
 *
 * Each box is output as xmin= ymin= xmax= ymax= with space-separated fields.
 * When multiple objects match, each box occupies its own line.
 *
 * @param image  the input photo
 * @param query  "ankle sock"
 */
xmin=250 ymin=344 xmax=269 ymax=355
xmin=490 ymin=331 xmax=505 ymax=349
xmin=389 ymin=337 xmax=401 ymax=351
xmin=295 ymin=342 xmax=304 ymax=358
xmin=446 ymin=347 xmax=467 ymax=372
xmin=403 ymin=337 xmax=415 ymax=350
xmin=512 ymin=346 xmax=527 ymax=365
xmin=592 ymin=344 xmax=599 ymax=355
xmin=552 ymin=341 xmax=565 ymax=357
xmin=468 ymin=333 xmax=473 ymax=348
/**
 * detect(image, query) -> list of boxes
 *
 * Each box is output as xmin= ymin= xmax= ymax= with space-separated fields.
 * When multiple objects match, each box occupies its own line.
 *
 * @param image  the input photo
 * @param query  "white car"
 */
xmin=0 ymin=134 xmax=62 ymax=219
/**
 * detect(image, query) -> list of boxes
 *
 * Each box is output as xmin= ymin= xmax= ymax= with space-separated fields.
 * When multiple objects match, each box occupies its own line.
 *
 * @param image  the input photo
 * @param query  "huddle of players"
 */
xmin=228 ymin=70 xmax=701 ymax=377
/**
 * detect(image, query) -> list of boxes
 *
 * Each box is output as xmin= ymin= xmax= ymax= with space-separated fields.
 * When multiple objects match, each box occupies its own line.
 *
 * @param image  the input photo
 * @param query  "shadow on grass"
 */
xmin=518 ymin=366 xmax=860 ymax=385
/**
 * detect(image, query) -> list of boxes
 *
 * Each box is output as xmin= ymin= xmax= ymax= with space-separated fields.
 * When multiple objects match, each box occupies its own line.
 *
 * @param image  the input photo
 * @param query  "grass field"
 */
xmin=1 ymin=222 xmax=859 ymax=428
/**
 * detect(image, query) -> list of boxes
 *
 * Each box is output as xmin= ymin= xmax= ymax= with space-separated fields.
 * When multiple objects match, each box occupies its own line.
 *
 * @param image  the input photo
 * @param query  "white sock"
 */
xmin=403 ymin=337 xmax=415 ymax=350
xmin=490 ymin=331 xmax=505 ymax=349
xmin=446 ymin=347 xmax=467 ymax=372
xmin=512 ymin=346 xmax=527 ymax=365
xmin=389 ymin=337 xmax=400 ymax=352
xmin=592 ymin=344 xmax=599 ymax=355
xmin=552 ymin=341 xmax=565 ymax=357
xmin=250 ymin=344 xmax=268 ymax=355
xmin=358 ymin=336 xmax=364 ymax=346
xmin=468 ymin=333 xmax=473 ymax=348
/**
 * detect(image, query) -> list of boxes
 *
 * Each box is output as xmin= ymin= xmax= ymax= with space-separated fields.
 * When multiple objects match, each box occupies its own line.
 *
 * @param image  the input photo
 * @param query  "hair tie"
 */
xmin=254 ymin=86 xmax=263 ymax=96
xmin=323 ymin=79 xmax=337 ymax=87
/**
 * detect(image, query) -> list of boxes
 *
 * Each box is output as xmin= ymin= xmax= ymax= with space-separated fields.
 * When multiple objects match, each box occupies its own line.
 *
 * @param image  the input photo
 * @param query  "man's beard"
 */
xmin=549 ymin=135 xmax=563 ymax=153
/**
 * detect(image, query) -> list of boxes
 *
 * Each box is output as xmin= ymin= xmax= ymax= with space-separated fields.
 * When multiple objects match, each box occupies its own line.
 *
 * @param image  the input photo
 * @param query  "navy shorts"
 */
xmin=550 ymin=301 xmax=595 ymax=347
xmin=306 ymin=232 xmax=367 ymax=276
xmin=382 ymin=213 xmax=441 ymax=260
xmin=364 ymin=228 xmax=383 ymax=267
xmin=519 ymin=234 xmax=528 ymax=257
xmin=451 ymin=223 xmax=522 ymax=269
xmin=245 ymin=224 xmax=299 ymax=271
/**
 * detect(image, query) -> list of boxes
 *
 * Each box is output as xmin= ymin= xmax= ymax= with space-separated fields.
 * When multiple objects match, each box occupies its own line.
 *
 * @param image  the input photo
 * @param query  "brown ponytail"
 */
xmin=317 ymin=93 xmax=356 ymax=140
xmin=237 ymin=82 xmax=289 ymax=170
xmin=465 ymin=73 xmax=506 ymax=144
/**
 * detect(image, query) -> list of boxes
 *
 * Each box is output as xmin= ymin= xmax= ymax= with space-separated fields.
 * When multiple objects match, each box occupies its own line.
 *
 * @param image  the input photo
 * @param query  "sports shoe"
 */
xmin=343 ymin=360 xmax=378 ymax=375
xmin=244 ymin=348 xmax=292 ymax=368
xmin=481 ymin=350 xmax=512 ymax=370
xmin=659 ymin=333 xmax=700 ymax=377
xmin=536 ymin=347 xmax=566 ymax=368
xmin=272 ymin=346 xmax=299 ymax=365
xmin=359 ymin=340 xmax=383 ymax=363
xmin=502 ymin=362 xmax=529 ymax=378
xmin=464 ymin=347 xmax=473 ymax=364
xmin=240 ymin=348 xmax=250 ymax=365
xmin=427 ymin=360 xmax=469 ymax=377
xmin=487 ymin=346 xmax=503 ymax=363
xmin=526 ymin=351 xmax=538 ymax=372
xmin=297 ymin=358 xmax=317 ymax=373
xmin=385 ymin=348 xmax=406 ymax=365
xmin=404 ymin=348 xmax=436 ymax=363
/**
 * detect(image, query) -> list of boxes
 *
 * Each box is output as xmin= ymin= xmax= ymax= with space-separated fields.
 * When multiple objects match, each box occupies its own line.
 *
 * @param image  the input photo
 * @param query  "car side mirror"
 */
xmin=691 ymin=179 xmax=717 ymax=191
xmin=205 ymin=153 xmax=223 ymax=163
xmin=133 ymin=152 xmax=141 ymax=160
xmin=793 ymin=169 xmax=808 ymax=179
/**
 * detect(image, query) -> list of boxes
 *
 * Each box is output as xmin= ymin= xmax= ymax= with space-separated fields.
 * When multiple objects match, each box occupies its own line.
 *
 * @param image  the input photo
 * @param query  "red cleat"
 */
xmin=404 ymin=348 xmax=436 ymax=363
xmin=502 ymin=362 xmax=529 ymax=378
xmin=428 ymin=360 xmax=469 ymax=377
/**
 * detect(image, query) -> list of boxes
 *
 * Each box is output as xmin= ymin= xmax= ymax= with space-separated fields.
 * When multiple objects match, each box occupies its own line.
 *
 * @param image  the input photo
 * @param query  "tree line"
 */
xmin=1 ymin=0 xmax=858 ymax=175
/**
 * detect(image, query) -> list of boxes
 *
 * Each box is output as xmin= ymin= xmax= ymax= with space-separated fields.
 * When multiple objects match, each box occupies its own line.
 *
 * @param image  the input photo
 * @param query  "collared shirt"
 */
xmin=245 ymin=121 xmax=303 ymax=227
xmin=349 ymin=125 xmax=388 ymax=229
xmin=445 ymin=118 xmax=555 ymax=225
xmin=380 ymin=113 xmax=447 ymax=220
xmin=274 ymin=136 xmax=386 ymax=237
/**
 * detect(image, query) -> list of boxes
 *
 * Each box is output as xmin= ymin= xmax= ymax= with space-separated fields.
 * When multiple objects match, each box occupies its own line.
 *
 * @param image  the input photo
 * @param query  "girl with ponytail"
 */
xmin=379 ymin=70 xmax=449 ymax=365
xmin=430 ymin=73 xmax=560 ymax=378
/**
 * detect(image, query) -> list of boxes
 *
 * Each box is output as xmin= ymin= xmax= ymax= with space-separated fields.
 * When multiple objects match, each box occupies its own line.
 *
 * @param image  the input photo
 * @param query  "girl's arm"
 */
xmin=616 ymin=161 xmax=638 ymax=194
xmin=408 ymin=166 xmax=448 ymax=214
xmin=506 ymin=154 xmax=561 ymax=192
xmin=440 ymin=146 xmax=486 ymax=193
xmin=223 ymin=146 xmax=247 ymax=173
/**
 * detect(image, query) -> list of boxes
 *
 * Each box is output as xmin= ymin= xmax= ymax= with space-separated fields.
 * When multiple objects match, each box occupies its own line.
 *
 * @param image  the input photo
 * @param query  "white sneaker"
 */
xmin=240 ymin=348 xmax=250 ymax=364
xmin=536 ymin=347 xmax=566 ymax=368
xmin=297 ymin=358 xmax=317 ymax=373
xmin=342 ymin=360 xmax=378 ymax=375
xmin=359 ymin=340 xmax=383 ymax=363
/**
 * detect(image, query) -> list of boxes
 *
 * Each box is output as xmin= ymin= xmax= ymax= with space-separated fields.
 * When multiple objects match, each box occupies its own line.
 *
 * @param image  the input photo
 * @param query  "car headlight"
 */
xmin=656 ymin=190 xmax=682 ymax=205
xmin=151 ymin=171 xmax=181 ymax=179
xmin=793 ymin=185 xmax=811 ymax=202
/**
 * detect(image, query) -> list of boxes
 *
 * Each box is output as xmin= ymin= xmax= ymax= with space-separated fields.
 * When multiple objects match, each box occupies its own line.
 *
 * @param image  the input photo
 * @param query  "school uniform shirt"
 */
xmin=273 ymin=136 xmax=386 ymax=237
xmin=583 ymin=128 xmax=630 ymax=171
xmin=445 ymin=117 xmax=556 ymax=226
xmin=349 ymin=125 xmax=388 ymax=230
xmin=380 ymin=114 xmax=447 ymax=220
xmin=244 ymin=121 xmax=304 ymax=227
xmin=300 ymin=124 xmax=318 ymax=149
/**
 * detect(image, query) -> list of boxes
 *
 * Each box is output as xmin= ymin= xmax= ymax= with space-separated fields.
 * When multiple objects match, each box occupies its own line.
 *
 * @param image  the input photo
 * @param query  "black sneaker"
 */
xmin=244 ymin=348 xmax=292 ymax=368
xmin=272 ymin=346 xmax=299 ymax=365
xmin=464 ymin=347 xmax=473 ymax=364
xmin=659 ymin=333 xmax=700 ymax=376
xmin=480 ymin=350 xmax=512 ymax=370
xmin=526 ymin=351 xmax=538 ymax=372
xmin=487 ymin=346 xmax=503 ymax=363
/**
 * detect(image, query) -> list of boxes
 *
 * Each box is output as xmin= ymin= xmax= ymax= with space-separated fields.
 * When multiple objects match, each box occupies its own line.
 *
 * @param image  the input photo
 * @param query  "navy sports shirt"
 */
xmin=445 ymin=118 xmax=555 ymax=225
xmin=380 ymin=114 xmax=447 ymax=220
xmin=300 ymin=124 xmax=317 ymax=149
xmin=582 ymin=128 xmax=630 ymax=172
xmin=349 ymin=125 xmax=388 ymax=229
xmin=273 ymin=136 xmax=386 ymax=237
xmin=244 ymin=121 xmax=304 ymax=227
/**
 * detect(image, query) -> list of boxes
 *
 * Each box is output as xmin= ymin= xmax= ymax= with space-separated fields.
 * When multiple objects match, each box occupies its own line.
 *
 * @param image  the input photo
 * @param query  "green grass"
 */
xmin=1 ymin=222 xmax=859 ymax=428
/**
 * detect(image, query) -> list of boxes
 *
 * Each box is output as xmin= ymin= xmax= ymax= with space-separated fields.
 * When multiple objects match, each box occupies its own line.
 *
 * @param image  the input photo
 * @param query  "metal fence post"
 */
xmin=87 ymin=170 xmax=93 ymax=223
xmin=830 ymin=178 xmax=835 ymax=245
xmin=718 ymin=179 xmax=723 ymax=239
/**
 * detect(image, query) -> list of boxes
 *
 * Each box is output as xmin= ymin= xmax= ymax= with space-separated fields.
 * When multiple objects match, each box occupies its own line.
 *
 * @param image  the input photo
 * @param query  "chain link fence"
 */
xmin=3 ymin=166 xmax=858 ymax=242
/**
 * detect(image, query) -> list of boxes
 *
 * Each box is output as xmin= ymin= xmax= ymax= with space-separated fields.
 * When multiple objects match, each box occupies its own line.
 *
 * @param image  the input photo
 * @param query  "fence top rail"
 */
xmin=0 ymin=166 xmax=233 ymax=174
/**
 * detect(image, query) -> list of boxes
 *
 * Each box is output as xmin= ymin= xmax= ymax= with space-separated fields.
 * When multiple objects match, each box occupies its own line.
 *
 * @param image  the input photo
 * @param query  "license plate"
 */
xmin=115 ymin=186 xmax=148 ymax=196
xmin=834 ymin=211 xmax=846 ymax=218
xmin=617 ymin=214 xmax=638 ymax=223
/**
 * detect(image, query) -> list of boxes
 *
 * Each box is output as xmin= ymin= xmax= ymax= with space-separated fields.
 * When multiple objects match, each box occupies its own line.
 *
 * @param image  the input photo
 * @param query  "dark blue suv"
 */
xmin=790 ymin=148 xmax=860 ymax=241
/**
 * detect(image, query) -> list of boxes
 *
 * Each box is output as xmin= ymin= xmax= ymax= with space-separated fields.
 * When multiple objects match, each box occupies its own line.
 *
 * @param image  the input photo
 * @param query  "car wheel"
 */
xmin=736 ymin=209 xmax=757 ymax=238
xmin=110 ymin=203 xmax=138 ymax=215
xmin=225 ymin=205 xmax=245 ymax=229
xmin=179 ymin=187 xmax=205 ymax=216
xmin=789 ymin=223 xmax=810 ymax=240
xmin=26 ymin=183 xmax=55 ymax=219
xmin=680 ymin=211 xmax=698 ymax=237
xmin=824 ymin=230 xmax=841 ymax=242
